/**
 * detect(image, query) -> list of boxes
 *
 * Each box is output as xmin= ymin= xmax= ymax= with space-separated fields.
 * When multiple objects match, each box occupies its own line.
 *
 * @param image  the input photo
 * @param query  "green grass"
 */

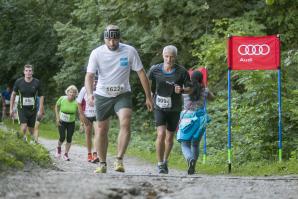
xmin=0 ymin=121 xmax=51 ymax=172
xmin=3 ymin=119 xmax=298 ymax=176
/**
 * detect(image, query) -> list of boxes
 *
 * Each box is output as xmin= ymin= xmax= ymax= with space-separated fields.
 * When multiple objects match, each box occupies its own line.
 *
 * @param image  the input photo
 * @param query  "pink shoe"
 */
xmin=55 ymin=147 xmax=61 ymax=158
xmin=63 ymin=153 xmax=70 ymax=161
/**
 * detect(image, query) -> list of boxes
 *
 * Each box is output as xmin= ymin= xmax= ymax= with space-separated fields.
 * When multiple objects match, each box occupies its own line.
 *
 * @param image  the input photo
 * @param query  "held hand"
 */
xmin=37 ymin=111 xmax=44 ymax=120
xmin=9 ymin=110 xmax=13 ymax=118
xmin=80 ymin=114 xmax=91 ymax=126
xmin=174 ymin=85 xmax=184 ymax=94
xmin=145 ymin=97 xmax=153 ymax=112
xmin=87 ymin=95 xmax=95 ymax=107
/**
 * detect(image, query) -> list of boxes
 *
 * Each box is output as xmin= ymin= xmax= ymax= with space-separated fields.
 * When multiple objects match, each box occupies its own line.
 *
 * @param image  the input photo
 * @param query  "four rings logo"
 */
xmin=238 ymin=44 xmax=270 ymax=56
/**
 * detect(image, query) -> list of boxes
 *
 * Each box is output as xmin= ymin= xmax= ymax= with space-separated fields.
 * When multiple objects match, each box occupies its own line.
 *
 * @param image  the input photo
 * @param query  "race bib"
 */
xmin=5 ymin=100 xmax=10 ymax=105
xmin=60 ymin=112 xmax=71 ymax=122
xmin=23 ymin=97 xmax=34 ymax=106
xmin=85 ymin=109 xmax=96 ymax=117
xmin=156 ymin=95 xmax=172 ymax=108
xmin=105 ymin=84 xmax=124 ymax=96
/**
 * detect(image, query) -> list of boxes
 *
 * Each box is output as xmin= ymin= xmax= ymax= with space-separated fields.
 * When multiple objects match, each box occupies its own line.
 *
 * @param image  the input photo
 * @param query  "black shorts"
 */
xmin=18 ymin=108 xmax=37 ymax=128
xmin=86 ymin=116 xmax=96 ymax=123
xmin=154 ymin=109 xmax=180 ymax=132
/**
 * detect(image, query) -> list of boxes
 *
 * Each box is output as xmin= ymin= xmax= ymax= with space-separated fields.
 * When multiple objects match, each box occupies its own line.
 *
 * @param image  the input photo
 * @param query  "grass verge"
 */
xmin=3 ymin=119 xmax=298 ymax=176
xmin=0 ymin=122 xmax=51 ymax=172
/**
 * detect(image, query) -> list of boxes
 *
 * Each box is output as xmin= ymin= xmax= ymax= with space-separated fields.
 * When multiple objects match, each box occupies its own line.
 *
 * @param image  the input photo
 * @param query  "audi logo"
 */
xmin=238 ymin=44 xmax=270 ymax=56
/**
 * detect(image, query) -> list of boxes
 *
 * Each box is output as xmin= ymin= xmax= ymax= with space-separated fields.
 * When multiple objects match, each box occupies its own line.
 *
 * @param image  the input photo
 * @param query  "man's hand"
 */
xmin=79 ymin=114 xmax=91 ymax=126
xmin=145 ymin=97 xmax=153 ymax=112
xmin=87 ymin=95 xmax=95 ymax=107
xmin=9 ymin=109 xmax=13 ymax=118
xmin=38 ymin=109 xmax=45 ymax=119
xmin=174 ymin=85 xmax=184 ymax=94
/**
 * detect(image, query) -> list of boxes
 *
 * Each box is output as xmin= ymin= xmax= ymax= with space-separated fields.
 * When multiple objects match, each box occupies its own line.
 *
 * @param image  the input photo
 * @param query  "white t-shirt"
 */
xmin=87 ymin=43 xmax=143 ymax=97
xmin=76 ymin=87 xmax=96 ymax=117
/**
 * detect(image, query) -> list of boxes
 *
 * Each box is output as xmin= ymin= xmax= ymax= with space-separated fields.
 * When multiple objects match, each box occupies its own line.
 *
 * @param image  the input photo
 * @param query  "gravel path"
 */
xmin=0 ymin=138 xmax=297 ymax=199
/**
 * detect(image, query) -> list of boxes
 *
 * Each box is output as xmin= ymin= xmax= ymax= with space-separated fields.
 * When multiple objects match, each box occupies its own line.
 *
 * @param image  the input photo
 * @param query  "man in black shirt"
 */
xmin=148 ymin=45 xmax=192 ymax=174
xmin=10 ymin=64 xmax=44 ymax=142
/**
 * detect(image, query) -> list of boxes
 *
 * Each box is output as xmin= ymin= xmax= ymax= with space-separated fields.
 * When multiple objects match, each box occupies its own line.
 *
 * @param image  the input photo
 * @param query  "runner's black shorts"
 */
xmin=86 ymin=116 xmax=96 ymax=123
xmin=154 ymin=109 xmax=180 ymax=132
xmin=18 ymin=108 xmax=37 ymax=128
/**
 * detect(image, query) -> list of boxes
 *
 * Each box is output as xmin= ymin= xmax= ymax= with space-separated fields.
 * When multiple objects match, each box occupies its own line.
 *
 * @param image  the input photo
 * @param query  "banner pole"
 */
xmin=228 ymin=69 xmax=232 ymax=173
xmin=278 ymin=68 xmax=282 ymax=161
xmin=203 ymin=66 xmax=208 ymax=164
xmin=203 ymin=97 xmax=207 ymax=164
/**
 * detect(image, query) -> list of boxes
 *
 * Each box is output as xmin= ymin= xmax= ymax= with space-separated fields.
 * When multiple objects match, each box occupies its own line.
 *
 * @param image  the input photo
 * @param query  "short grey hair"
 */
xmin=162 ymin=45 xmax=178 ymax=57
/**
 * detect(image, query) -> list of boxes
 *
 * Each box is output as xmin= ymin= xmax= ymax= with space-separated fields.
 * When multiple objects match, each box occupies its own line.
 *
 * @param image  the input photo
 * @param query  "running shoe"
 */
xmin=114 ymin=159 xmax=125 ymax=172
xmin=187 ymin=159 xmax=196 ymax=175
xmin=94 ymin=163 xmax=107 ymax=173
xmin=87 ymin=153 xmax=93 ymax=162
xmin=157 ymin=164 xmax=166 ymax=174
xmin=163 ymin=161 xmax=169 ymax=174
xmin=92 ymin=157 xmax=99 ymax=163
xmin=23 ymin=136 xmax=28 ymax=142
xmin=63 ymin=153 xmax=70 ymax=161
xmin=55 ymin=147 xmax=61 ymax=158
xmin=29 ymin=140 xmax=36 ymax=145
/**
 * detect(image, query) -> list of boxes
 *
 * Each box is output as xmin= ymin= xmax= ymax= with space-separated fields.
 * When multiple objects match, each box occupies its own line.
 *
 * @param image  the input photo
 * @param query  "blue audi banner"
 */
xmin=227 ymin=35 xmax=280 ymax=70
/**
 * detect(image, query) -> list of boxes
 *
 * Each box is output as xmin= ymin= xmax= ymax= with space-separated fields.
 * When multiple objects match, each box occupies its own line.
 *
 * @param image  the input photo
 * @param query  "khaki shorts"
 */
xmin=95 ymin=92 xmax=132 ymax=121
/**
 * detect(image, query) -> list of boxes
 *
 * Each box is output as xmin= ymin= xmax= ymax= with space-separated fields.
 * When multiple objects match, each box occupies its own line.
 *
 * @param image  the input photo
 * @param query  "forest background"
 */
xmin=0 ymin=0 xmax=297 ymax=167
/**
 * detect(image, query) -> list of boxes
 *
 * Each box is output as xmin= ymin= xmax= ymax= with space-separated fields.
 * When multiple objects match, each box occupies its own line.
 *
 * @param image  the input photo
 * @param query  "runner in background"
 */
xmin=54 ymin=85 xmax=78 ymax=161
xmin=2 ymin=85 xmax=12 ymax=120
xmin=77 ymin=78 xmax=99 ymax=163
xmin=10 ymin=64 xmax=44 ymax=143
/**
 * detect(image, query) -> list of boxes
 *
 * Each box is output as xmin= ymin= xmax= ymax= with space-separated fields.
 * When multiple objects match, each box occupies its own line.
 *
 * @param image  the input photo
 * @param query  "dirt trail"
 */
xmin=0 ymin=138 xmax=297 ymax=199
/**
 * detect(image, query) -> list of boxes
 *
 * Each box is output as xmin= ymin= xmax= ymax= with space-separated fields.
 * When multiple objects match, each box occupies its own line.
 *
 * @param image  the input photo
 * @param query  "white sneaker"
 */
xmin=63 ymin=153 xmax=70 ymax=161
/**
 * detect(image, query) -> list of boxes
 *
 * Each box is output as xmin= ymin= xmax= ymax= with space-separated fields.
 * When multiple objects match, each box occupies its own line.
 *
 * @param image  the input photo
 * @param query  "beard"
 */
xmin=107 ymin=43 xmax=119 ymax=51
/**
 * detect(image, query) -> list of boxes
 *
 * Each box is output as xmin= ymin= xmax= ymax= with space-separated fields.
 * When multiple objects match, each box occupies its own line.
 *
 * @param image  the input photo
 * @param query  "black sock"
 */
xmin=100 ymin=161 xmax=107 ymax=166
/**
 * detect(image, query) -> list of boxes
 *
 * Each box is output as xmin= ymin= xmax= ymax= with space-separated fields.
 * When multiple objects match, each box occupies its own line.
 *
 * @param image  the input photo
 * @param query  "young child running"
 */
xmin=177 ymin=70 xmax=214 ymax=174
xmin=54 ymin=85 xmax=78 ymax=161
